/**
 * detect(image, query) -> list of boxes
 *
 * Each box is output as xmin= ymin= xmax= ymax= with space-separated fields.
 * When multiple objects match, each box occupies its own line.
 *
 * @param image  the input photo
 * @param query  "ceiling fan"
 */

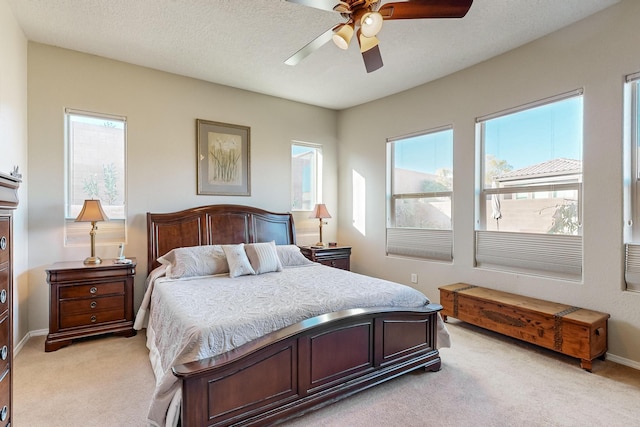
xmin=285 ymin=0 xmax=474 ymax=73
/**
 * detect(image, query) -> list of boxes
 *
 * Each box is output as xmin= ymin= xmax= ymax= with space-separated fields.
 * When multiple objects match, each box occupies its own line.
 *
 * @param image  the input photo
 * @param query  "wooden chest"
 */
xmin=439 ymin=283 xmax=609 ymax=370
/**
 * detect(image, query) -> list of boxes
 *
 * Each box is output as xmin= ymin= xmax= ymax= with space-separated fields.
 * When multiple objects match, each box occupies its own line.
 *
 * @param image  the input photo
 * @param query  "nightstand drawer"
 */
xmin=318 ymin=258 xmax=350 ymax=270
xmin=300 ymin=246 xmax=351 ymax=271
xmin=60 ymin=295 xmax=125 ymax=315
xmin=60 ymin=307 xmax=125 ymax=329
xmin=60 ymin=281 xmax=124 ymax=299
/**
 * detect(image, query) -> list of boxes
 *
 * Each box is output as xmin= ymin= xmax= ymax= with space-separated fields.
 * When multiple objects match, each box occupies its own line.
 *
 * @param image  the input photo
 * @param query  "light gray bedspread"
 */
xmin=137 ymin=264 xmax=450 ymax=426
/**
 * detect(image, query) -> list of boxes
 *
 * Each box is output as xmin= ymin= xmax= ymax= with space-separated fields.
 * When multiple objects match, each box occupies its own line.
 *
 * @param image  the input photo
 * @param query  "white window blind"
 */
xmin=476 ymin=231 xmax=582 ymax=280
xmin=65 ymin=219 xmax=126 ymax=247
xmin=625 ymin=243 xmax=640 ymax=291
xmin=387 ymin=228 xmax=452 ymax=261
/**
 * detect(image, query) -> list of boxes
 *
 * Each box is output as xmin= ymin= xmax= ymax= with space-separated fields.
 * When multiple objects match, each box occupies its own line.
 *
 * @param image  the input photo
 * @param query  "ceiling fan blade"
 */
xmin=358 ymin=32 xmax=383 ymax=73
xmin=285 ymin=26 xmax=338 ymax=66
xmin=285 ymin=0 xmax=350 ymax=13
xmin=379 ymin=0 xmax=473 ymax=20
xmin=362 ymin=45 xmax=383 ymax=73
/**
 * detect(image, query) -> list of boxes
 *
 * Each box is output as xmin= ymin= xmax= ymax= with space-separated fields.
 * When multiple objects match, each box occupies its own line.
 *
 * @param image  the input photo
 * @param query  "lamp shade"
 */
xmin=332 ymin=23 xmax=354 ymax=50
xmin=360 ymin=11 xmax=383 ymax=38
xmin=310 ymin=203 xmax=331 ymax=219
xmin=75 ymin=199 xmax=109 ymax=222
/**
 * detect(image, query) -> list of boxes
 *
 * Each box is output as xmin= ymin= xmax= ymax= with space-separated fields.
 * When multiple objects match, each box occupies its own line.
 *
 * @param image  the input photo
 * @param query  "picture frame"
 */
xmin=196 ymin=119 xmax=251 ymax=196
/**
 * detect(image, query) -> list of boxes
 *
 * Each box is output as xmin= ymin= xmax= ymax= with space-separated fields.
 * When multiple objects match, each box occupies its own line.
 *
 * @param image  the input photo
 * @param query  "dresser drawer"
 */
xmin=59 ymin=281 xmax=124 ymax=299
xmin=60 ymin=306 xmax=125 ymax=329
xmin=60 ymin=295 xmax=125 ymax=315
xmin=0 ymin=316 xmax=8 ymax=376
xmin=0 ymin=368 xmax=10 ymax=427
xmin=0 ymin=267 xmax=7 ymax=317
xmin=0 ymin=218 xmax=8 ymax=266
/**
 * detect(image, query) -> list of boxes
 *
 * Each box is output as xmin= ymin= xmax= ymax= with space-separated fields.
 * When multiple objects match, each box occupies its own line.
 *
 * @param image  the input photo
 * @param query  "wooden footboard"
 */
xmin=173 ymin=304 xmax=442 ymax=427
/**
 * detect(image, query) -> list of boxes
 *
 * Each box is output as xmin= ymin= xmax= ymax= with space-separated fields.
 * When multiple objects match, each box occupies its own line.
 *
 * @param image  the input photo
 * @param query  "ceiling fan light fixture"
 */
xmin=357 ymin=30 xmax=379 ymax=53
xmin=332 ymin=23 xmax=354 ymax=50
xmin=360 ymin=11 xmax=383 ymax=38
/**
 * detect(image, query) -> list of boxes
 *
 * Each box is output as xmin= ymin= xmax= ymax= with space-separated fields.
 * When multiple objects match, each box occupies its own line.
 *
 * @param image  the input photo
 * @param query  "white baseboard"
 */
xmin=14 ymin=329 xmax=48 ymax=356
xmin=606 ymin=352 xmax=640 ymax=370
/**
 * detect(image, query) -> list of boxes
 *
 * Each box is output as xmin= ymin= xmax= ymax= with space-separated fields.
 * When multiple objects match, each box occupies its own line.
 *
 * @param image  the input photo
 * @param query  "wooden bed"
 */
xmin=146 ymin=204 xmax=443 ymax=427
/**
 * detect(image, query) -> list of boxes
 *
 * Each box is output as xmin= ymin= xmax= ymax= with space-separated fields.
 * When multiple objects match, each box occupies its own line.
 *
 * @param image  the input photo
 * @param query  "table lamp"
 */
xmin=310 ymin=203 xmax=331 ymax=247
xmin=75 ymin=199 xmax=109 ymax=264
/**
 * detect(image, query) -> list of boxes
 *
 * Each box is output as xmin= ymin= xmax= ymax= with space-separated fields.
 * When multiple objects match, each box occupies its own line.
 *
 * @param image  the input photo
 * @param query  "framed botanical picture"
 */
xmin=196 ymin=119 xmax=251 ymax=196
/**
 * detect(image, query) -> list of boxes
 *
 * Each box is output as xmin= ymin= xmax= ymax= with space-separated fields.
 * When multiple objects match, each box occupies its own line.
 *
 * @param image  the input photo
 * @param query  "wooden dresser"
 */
xmin=299 ymin=245 xmax=351 ymax=271
xmin=45 ymin=259 xmax=136 ymax=352
xmin=0 ymin=172 xmax=21 ymax=427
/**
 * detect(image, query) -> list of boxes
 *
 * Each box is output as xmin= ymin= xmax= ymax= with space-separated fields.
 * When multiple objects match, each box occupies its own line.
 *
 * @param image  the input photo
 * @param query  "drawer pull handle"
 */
xmin=0 ymin=236 xmax=5 ymax=251
xmin=91 ymin=315 xmax=97 ymax=323
xmin=0 ymin=405 xmax=6 ymax=421
xmin=90 ymin=301 xmax=97 ymax=309
xmin=90 ymin=287 xmax=98 ymax=294
xmin=0 ymin=289 xmax=6 ymax=304
xmin=0 ymin=345 xmax=7 ymax=361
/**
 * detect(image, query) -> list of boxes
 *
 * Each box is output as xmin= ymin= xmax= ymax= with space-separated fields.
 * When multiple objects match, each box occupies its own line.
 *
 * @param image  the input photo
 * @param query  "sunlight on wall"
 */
xmin=352 ymin=169 xmax=366 ymax=236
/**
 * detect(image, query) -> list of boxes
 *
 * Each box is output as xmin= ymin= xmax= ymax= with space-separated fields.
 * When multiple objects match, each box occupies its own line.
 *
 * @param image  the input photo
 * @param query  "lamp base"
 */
xmin=314 ymin=242 xmax=325 ymax=248
xmin=83 ymin=256 xmax=102 ymax=265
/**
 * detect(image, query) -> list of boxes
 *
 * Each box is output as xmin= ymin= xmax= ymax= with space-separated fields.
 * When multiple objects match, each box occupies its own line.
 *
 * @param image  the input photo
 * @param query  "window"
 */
xmin=65 ymin=109 xmax=127 ymax=246
xmin=386 ymin=126 xmax=453 ymax=261
xmin=291 ymin=142 xmax=322 ymax=211
xmin=624 ymin=72 xmax=640 ymax=291
xmin=476 ymin=90 xmax=583 ymax=279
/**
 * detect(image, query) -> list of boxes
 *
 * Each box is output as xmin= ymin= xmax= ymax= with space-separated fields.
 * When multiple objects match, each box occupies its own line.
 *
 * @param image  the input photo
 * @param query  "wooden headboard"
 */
xmin=147 ymin=204 xmax=296 ymax=273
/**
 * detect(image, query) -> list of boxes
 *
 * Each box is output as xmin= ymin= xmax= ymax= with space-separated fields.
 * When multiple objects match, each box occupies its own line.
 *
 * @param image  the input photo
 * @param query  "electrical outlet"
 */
xmin=410 ymin=273 xmax=418 ymax=284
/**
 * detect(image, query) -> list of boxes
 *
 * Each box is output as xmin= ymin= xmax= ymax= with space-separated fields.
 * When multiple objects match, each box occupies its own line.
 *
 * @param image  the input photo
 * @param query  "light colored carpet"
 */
xmin=13 ymin=320 xmax=640 ymax=426
xmin=14 ymin=332 xmax=154 ymax=426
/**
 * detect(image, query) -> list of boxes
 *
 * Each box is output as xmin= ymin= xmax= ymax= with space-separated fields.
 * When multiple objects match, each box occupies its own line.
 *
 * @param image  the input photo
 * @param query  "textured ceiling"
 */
xmin=7 ymin=0 xmax=619 ymax=110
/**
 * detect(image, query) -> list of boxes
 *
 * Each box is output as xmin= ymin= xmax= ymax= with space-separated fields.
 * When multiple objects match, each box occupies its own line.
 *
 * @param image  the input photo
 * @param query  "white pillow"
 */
xmin=275 ymin=245 xmax=315 ymax=267
xmin=157 ymin=245 xmax=228 ymax=279
xmin=222 ymin=243 xmax=256 ymax=278
xmin=245 ymin=241 xmax=283 ymax=274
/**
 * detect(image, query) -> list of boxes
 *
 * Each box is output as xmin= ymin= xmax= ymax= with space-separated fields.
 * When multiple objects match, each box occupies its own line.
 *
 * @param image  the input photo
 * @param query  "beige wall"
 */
xmin=26 ymin=44 xmax=339 ymax=333
xmin=14 ymin=0 xmax=640 ymax=368
xmin=338 ymin=0 xmax=640 ymax=367
xmin=0 ymin=0 xmax=29 ymax=345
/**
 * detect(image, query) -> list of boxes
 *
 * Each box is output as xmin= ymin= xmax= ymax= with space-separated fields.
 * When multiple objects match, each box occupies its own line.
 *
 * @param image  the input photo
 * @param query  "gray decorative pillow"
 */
xmin=158 ymin=245 xmax=228 ymax=279
xmin=245 ymin=241 xmax=283 ymax=274
xmin=275 ymin=245 xmax=315 ymax=267
xmin=222 ymin=243 xmax=256 ymax=278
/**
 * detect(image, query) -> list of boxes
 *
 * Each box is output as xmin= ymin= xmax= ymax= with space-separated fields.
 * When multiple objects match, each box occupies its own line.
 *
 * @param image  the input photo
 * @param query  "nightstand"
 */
xmin=45 ymin=258 xmax=137 ymax=352
xmin=299 ymin=246 xmax=351 ymax=271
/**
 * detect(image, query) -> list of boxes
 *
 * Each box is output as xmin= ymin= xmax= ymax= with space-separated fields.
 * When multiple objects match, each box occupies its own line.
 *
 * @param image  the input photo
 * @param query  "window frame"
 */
xmin=386 ymin=125 xmax=454 ymax=261
xmin=64 ymin=108 xmax=128 ymax=247
xmin=623 ymin=72 xmax=640 ymax=291
xmin=474 ymin=89 xmax=584 ymax=280
xmin=290 ymin=141 xmax=323 ymax=212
